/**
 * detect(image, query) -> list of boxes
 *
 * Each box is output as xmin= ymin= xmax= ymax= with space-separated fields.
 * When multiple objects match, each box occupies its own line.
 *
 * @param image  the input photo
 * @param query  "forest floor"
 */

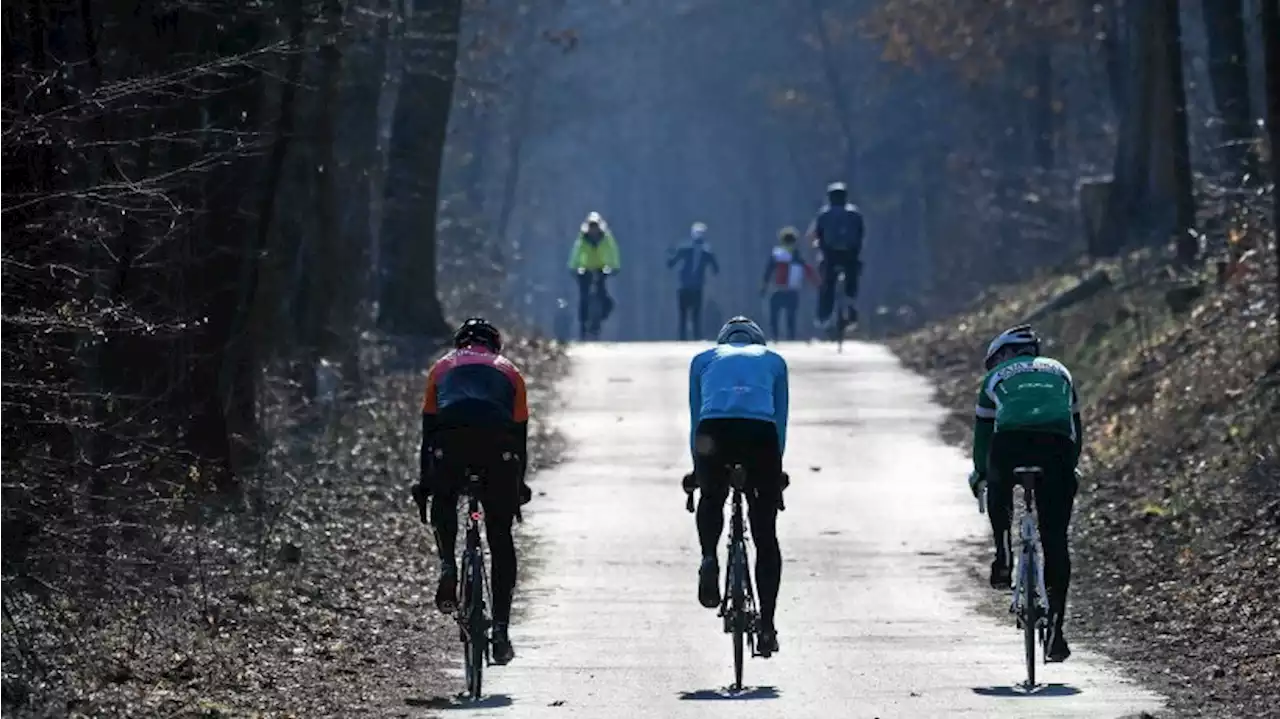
xmin=888 ymin=243 xmax=1280 ymax=719
xmin=2 ymin=337 xmax=567 ymax=719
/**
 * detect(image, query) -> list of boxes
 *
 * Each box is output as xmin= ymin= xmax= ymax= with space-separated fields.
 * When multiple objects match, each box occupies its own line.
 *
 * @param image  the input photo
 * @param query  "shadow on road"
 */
xmin=972 ymin=683 xmax=1081 ymax=698
xmin=405 ymin=693 xmax=515 ymax=710
xmin=678 ymin=686 xmax=781 ymax=701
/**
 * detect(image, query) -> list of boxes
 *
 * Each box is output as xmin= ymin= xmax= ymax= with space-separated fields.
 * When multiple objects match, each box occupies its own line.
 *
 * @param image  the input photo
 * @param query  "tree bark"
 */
xmin=1031 ymin=47 xmax=1056 ymax=171
xmin=1261 ymin=0 xmax=1280 ymax=349
xmin=808 ymin=0 xmax=858 ymax=190
xmin=1099 ymin=1 xmax=1157 ymax=256
xmin=376 ymin=0 xmax=460 ymax=338
xmin=1199 ymin=0 xmax=1256 ymax=182
xmin=1161 ymin=0 xmax=1196 ymax=267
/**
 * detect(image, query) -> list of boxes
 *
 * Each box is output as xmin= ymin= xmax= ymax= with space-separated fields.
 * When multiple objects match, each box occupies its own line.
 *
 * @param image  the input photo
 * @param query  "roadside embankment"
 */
xmin=890 ymin=248 xmax=1279 ymax=718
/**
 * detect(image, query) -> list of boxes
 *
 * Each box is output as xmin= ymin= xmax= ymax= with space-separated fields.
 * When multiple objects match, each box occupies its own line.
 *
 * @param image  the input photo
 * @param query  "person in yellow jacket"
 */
xmin=566 ymin=211 xmax=622 ymax=339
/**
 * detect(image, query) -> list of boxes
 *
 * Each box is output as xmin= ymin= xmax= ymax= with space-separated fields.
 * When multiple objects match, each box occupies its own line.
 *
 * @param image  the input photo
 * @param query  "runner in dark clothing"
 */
xmin=667 ymin=222 xmax=720 ymax=340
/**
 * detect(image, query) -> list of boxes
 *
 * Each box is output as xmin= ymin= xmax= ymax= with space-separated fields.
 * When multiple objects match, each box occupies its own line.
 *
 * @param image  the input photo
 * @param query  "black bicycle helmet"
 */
xmin=454 ymin=317 xmax=502 ymax=353
xmin=716 ymin=316 xmax=767 ymax=345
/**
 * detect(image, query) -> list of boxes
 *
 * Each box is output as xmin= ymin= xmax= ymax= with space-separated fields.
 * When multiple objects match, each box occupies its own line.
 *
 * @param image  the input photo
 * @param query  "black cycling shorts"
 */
xmin=693 ymin=418 xmax=784 ymax=505
xmin=430 ymin=426 xmax=520 ymax=514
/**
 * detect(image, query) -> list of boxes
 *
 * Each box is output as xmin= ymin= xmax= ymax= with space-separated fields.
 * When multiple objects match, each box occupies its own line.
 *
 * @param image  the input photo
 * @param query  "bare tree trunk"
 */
xmin=1162 ymin=0 xmax=1196 ymax=267
xmin=1199 ymin=0 xmax=1257 ymax=182
xmin=808 ymin=0 xmax=858 ymax=189
xmin=376 ymin=0 xmax=462 ymax=338
xmin=1031 ymin=47 xmax=1056 ymax=171
xmin=1261 ymin=0 xmax=1280 ymax=349
xmin=1100 ymin=1 xmax=1156 ymax=255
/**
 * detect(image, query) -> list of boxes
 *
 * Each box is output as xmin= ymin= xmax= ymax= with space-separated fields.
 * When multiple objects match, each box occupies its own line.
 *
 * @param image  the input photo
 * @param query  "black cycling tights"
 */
xmin=986 ymin=430 xmax=1078 ymax=625
xmin=432 ymin=493 xmax=517 ymax=626
xmin=694 ymin=418 xmax=784 ymax=632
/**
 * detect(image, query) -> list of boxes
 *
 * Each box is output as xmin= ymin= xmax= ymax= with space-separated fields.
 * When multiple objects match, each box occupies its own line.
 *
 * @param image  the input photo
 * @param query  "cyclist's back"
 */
xmin=690 ymin=344 xmax=788 ymax=442
xmin=813 ymin=202 xmax=864 ymax=257
xmin=977 ymin=355 xmax=1078 ymax=439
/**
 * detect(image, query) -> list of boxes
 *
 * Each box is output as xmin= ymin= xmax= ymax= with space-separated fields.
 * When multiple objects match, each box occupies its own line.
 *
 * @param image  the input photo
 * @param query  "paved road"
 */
xmin=452 ymin=342 xmax=1163 ymax=717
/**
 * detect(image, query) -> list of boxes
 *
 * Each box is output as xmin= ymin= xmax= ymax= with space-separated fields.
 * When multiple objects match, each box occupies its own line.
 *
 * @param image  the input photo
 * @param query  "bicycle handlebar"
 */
xmin=681 ymin=471 xmax=788 ymax=512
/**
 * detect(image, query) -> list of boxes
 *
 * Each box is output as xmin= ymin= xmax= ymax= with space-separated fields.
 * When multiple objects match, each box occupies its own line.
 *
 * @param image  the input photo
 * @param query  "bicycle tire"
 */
xmin=468 ymin=558 xmax=486 ymax=699
xmin=459 ymin=550 xmax=479 ymax=697
xmin=731 ymin=545 xmax=746 ymax=690
xmin=1022 ymin=553 xmax=1037 ymax=689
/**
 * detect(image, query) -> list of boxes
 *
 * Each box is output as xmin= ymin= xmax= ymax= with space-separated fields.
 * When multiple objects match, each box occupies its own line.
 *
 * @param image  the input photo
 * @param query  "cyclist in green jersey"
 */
xmin=968 ymin=324 xmax=1082 ymax=663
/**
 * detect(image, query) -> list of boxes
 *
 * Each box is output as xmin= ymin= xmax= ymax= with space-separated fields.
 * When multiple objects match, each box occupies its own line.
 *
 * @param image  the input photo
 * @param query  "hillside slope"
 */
xmin=890 ymin=248 xmax=1279 ymax=718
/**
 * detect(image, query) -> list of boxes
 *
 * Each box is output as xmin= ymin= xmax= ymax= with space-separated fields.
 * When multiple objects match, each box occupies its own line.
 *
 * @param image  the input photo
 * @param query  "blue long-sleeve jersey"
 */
xmin=688 ymin=344 xmax=789 ymax=460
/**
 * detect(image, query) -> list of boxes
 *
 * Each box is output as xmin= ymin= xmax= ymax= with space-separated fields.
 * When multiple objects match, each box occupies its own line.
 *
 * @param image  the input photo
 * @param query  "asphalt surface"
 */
xmin=443 ymin=342 xmax=1164 ymax=717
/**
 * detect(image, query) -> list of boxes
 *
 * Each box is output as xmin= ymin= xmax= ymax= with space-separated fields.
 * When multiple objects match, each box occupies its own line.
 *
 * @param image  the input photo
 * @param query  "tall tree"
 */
xmin=1199 ymin=0 xmax=1256 ymax=182
xmin=1262 ymin=0 xmax=1280 ymax=348
xmin=377 ymin=0 xmax=462 ymax=337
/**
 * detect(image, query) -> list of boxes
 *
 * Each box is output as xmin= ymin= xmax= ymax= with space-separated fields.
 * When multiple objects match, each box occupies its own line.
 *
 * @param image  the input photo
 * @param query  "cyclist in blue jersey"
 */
xmin=685 ymin=316 xmax=789 ymax=656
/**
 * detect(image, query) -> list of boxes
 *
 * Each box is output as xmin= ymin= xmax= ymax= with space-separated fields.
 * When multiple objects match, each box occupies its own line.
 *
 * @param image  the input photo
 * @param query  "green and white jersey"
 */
xmin=975 ymin=356 xmax=1079 ymax=439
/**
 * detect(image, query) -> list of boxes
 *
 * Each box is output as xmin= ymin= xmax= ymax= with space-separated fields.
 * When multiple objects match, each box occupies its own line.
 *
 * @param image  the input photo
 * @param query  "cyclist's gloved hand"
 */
xmin=519 ymin=480 xmax=533 ymax=506
xmin=779 ymin=471 xmax=791 ymax=491
xmin=412 ymin=481 xmax=430 ymax=524
xmin=681 ymin=472 xmax=697 ymax=494
xmin=967 ymin=470 xmax=985 ymax=499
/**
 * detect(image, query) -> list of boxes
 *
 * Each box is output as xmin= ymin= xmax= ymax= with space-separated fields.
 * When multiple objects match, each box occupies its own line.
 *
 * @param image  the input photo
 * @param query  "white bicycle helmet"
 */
xmin=717 ymin=316 xmax=767 ymax=345
xmin=984 ymin=324 xmax=1041 ymax=370
xmin=690 ymin=222 xmax=708 ymax=239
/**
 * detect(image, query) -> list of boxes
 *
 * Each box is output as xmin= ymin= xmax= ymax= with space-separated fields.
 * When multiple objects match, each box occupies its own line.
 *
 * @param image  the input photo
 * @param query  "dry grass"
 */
xmin=891 ymin=242 xmax=1279 ymax=718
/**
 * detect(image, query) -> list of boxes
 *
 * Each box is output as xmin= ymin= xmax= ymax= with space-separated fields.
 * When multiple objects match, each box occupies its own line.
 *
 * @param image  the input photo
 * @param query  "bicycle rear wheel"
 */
xmin=730 ymin=546 xmax=746 ymax=690
xmin=466 ymin=555 xmax=487 ymax=699
xmin=1022 ymin=555 xmax=1037 ymax=689
xmin=469 ymin=569 xmax=487 ymax=698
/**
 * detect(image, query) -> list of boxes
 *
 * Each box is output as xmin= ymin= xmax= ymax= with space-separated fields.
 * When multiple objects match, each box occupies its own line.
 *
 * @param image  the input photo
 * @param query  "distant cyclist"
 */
xmin=807 ymin=181 xmax=864 ymax=329
xmin=760 ymin=226 xmax=817 ymax=341
xmin=567 ymin=211 xmax=622 ymax=339
xmin=413 ymin=318 xmax=533 ymax=666
xmin=667 ymin=221 xmax=720 ymax=340
xmin=686 ymin=317 xmax=789 ymax=656
xmin=968 ymin=324 xmax=1082 ymax=663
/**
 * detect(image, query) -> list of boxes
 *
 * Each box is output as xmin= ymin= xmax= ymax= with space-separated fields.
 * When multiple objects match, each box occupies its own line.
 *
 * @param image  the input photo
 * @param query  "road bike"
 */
xmin=683 ymin=466 xmax=787 ymax=691
xmin=825 ymin=262 xmax=857 ymax=353
xmin=979 ymin=466 xmax=1051 ymax=689
xmin=577 ymin=267 xmax=613 ymax=340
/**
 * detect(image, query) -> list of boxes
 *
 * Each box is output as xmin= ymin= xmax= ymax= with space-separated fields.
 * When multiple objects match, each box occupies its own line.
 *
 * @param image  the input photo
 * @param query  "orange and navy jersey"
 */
xmin=423 ymin=347 xmax=528 ymax=426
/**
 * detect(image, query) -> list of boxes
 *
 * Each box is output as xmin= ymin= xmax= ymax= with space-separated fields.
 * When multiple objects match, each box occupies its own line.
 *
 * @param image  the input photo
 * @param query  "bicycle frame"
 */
xmin=1009 ymin=466 xmax=1049 ymax=688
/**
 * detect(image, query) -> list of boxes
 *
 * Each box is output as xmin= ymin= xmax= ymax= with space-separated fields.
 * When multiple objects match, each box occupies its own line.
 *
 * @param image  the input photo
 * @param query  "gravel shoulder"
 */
xmin=886 ymin=251 xmax=1280 ymax=719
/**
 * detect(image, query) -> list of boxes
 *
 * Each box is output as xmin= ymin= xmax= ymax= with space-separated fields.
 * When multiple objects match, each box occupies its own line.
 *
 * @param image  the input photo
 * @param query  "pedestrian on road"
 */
xmin=760 ymin=226 xmax=818 ymax=341
xmin=685 ymin=316 xmax=788 ymax=656
xmin=667 ymin=222 xmax=720 ymax=340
